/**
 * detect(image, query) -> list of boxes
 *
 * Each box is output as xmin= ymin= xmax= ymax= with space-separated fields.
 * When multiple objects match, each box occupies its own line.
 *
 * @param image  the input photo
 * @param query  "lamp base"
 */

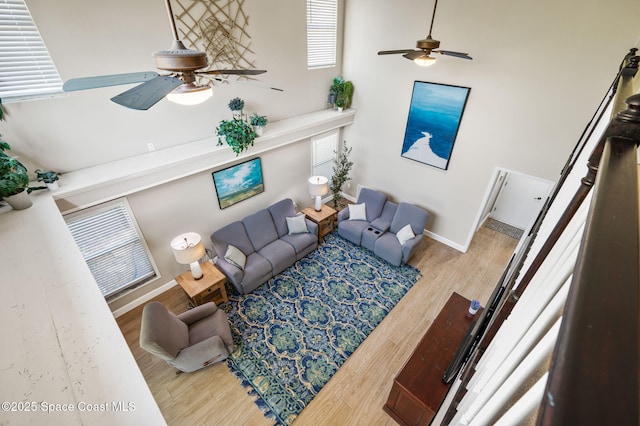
xmin=190 ymin=261 xmax=203 ymax=280
xmin=314 ymin=195 xmax=322 ymax=212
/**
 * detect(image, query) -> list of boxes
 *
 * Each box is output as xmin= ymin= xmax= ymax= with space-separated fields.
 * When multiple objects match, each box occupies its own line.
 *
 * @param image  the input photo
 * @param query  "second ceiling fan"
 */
xmin=378 ymin=0 xmax=472 ymax=66
xmin=63 ymin=0 xmax=268 ymax=110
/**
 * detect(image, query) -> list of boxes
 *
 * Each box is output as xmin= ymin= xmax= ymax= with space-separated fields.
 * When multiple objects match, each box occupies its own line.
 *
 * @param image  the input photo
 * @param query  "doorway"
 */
xmin=476 ymin=168 xmax=554 ymax=240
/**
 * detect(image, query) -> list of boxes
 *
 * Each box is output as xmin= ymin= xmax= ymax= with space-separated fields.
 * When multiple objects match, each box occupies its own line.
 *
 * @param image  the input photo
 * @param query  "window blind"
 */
xmin=306 ymin=0 xmax=337 ymax=69
xmin=0 ymin=0 xmax=63 ymax=100
xmin=312 ymin=130 xmax=339 ymax=181
xmin=65 ymin=200 xmax=157 ymax=299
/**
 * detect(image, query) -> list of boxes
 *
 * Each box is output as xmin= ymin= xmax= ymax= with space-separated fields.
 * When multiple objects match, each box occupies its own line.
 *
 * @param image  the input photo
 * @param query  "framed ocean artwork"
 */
xmin=212 ymin=157 xmax=264 ymax=209
xmin=401 ymin=81 xmax=471 ymax=170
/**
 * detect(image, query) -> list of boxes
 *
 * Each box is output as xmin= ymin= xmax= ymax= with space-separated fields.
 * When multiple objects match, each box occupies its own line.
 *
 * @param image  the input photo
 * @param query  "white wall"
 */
xmin=2 ymin=0 xmax=341 ymax=171
xmin=342 ymin=0 xmax=640 ymax=248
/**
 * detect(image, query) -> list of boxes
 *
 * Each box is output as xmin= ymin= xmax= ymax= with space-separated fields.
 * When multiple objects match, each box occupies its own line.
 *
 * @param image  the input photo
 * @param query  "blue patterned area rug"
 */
xmin=222 ymin=232 xmax=421 ymax=425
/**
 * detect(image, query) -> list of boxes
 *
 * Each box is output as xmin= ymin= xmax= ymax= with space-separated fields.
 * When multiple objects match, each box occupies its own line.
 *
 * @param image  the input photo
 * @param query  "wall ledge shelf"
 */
xmin=54 ymin=109 xmax=356 ymax=213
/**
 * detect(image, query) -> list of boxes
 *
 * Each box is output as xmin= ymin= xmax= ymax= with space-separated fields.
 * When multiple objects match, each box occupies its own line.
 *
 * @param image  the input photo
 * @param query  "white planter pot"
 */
xmin=46 ymin=181 xmax=59 ymax=191
xmin=4 ymin=190 xmax=32 ymax=210
xmin=468 ymin=307 xmax=479 ymax=316
xmin=253 ymin=126 xmax=264 ymax=136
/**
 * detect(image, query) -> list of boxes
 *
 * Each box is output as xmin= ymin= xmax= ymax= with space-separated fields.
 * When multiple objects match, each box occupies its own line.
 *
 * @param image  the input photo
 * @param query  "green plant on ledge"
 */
xmin=250 ymin=113 xmax=268 ymax=127
xmin=36 ymin=169 xmax=60 ymax=184
xmin=0 ymin=137 xmax=30 ymax=199
xmin=216 ymin=119 xmax=257 ymax=156
xmin=331 ymin=141 xmax=353 ymax=210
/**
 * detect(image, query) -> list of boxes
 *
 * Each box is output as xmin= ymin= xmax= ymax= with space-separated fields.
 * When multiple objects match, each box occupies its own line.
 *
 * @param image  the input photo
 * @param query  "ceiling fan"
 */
xmin=378 ymin=0 xmax=472 ymax=66
xmin=63 ymin=0 xmax=268 ymax=110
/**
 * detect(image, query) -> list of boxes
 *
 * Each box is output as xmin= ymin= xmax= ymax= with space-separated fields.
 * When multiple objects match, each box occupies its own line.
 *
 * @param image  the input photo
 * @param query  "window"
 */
xmin=64 ymin=199 xmax=158 ymax=299
xmin=0 ymin=0 xmax=63 ymax=101
xmin=306 ymin=0 xmax=337 ymax=69
xmin=312 ymin=129 xmax=339 ymax=180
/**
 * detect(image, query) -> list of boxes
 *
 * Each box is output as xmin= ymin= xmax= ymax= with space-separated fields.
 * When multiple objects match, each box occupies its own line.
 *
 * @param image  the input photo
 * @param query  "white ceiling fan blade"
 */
xmin=63 ymin=72 xmax=160 ymax=92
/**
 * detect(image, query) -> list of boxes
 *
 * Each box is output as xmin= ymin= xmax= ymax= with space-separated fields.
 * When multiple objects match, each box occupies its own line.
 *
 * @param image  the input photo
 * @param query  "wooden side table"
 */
xmin=175 ymin=261 xmax=228 ymax=307
xmin=302 ymin=204 xmax=338 ymax=242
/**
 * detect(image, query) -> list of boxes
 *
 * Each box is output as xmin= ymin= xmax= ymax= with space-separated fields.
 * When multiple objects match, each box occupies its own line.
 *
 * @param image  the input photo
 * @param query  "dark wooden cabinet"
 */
xmin=383 ymin=292 xmax=476 ymax=425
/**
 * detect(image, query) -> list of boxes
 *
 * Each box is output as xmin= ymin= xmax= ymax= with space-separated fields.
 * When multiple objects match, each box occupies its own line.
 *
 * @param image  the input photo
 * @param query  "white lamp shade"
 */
xmin=308 ymin=176 xmax=329 ymax=196
xmin=171 ymin=232 xmax=206 ymax=264
xmin=166 ymin=84 xmax=213 ymax=106
xmin=414 ymin=54 xmax=437 ymax=67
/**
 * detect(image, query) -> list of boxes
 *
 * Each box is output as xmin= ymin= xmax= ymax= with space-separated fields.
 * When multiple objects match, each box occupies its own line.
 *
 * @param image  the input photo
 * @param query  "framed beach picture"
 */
xmin=401 ymin=81 xmax=471 ymax=170
xmin=212 ymin=157 xmax=264 ymax=209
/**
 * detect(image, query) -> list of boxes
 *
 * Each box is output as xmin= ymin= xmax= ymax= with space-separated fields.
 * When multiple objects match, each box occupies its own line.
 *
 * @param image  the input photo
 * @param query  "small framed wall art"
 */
xmin=212 ymin=157 xmax=264 ymax=209
xmin=401 ymin=81 xmax=471 ymax=170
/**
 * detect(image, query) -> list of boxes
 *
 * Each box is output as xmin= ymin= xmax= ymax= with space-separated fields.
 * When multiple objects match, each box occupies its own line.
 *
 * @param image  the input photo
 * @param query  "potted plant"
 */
xmin=250 ymin=113 xmax=268 ymax=136
xmin=330 ymin=141 xmax=353 ymax=210
xmin=216 ymin=119 xmax=257 ymax=155
xmin=216 ymin=97 xmax=257 ymax=155
xmin=228 ymin=97 xmax=245 ymax=120
xmin=342 ymin=80 xmax=354 ymax=109
xmin=0 ymin=137 xmax=32 ymax=210
xmin=329 ymin=76 xmax=344 ymax=107
xmin=336 ymin=98 xmax=345 ymax=112
xmin=36 ymin=169 xmax=60 ymax=190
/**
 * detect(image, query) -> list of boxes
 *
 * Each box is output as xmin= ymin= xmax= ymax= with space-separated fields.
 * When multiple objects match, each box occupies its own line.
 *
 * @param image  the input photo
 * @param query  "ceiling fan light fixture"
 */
xmin=167 ymin=83 xmax=213 ymax=106
xmin=414 ymin=54 xmax=437 ymax=67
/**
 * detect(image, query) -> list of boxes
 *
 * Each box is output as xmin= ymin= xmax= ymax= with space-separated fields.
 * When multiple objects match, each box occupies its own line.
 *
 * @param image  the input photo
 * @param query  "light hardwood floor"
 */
xmin=116 ymin=226 xmax=517 ymax=425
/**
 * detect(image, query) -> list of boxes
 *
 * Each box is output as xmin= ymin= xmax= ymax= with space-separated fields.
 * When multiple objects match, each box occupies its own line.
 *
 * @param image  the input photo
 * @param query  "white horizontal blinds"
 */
xmin=65 ymin=200 xmax=156 ymax=298
xmin=0 ymin=0 xmax=63 ymax=100
xmin=312 ymin=130 xmax=338 ymax=180
xmin=307 ymin=0 xmax=337 ymax=69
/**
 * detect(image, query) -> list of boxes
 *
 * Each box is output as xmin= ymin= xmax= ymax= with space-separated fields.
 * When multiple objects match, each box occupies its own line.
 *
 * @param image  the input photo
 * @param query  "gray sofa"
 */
xmin=337 ymin=187 xmax=429 ymax=266
xmin=210 ymin=198 xmax=318 ymax=294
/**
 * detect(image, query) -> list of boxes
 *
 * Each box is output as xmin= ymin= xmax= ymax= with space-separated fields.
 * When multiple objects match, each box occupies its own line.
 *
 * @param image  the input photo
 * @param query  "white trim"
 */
xmin=424 ymin=229 xmax=467 ymax=252
xmin=55 ymin=109 xmax=356 ymax=214
xmin=111 ymin=279 xmax=179 ymax=318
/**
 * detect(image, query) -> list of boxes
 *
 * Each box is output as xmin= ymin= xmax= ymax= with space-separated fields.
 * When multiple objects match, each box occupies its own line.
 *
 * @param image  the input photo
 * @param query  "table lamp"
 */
xmin=308 ymin=175 xmax=329 ymax=211
xmin=171 ymin=232 xmax=206 ymax=279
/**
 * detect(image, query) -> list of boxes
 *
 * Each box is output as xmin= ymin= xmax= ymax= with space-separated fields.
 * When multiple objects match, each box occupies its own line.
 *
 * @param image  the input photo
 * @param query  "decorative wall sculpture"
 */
xmin=173 ymin=0 xmax=256 ymax=75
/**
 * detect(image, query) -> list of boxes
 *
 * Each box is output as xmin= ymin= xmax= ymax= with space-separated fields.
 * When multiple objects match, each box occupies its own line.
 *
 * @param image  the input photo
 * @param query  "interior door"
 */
xmin=489 ymin=173 xmax=553 ymax=230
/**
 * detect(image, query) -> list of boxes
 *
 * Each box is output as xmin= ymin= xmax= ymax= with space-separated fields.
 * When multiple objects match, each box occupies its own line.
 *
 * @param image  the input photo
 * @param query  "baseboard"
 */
xmin=111 ymin=279 xmax=179 ymax=318
xmin=424 ymin=230 xmax=467 ymax=253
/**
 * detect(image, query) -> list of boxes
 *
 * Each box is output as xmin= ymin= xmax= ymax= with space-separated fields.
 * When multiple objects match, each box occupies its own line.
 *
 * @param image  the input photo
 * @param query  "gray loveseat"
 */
xmin=337 ymin=187 xmax=429 ymax=266
xmin=210 ymin=198 xmax=318 ymax=294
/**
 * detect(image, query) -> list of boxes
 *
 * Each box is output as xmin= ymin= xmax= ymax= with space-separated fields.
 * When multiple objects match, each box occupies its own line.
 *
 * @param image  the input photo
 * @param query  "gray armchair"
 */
xmin=139 ymin=301 xmax=233 ymax=373
xmin=374 ymin=202 xmax=429 ymax=266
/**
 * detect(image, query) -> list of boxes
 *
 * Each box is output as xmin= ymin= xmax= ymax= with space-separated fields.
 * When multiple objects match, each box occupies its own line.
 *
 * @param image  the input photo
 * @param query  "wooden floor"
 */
xmin=116 ymin=227 xmax=518 ymax=425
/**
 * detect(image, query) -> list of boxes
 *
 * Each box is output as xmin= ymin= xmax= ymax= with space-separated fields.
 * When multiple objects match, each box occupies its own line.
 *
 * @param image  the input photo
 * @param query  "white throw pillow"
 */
xmin=396 ymin=224 xmax=416 ymax=245
xmin=224 ymin=244 xmax=246 ymax=270
xmin=286 ymin=214 xmax=309 ymax=234
xmin=348 ymin=203 xmax=367 ymax=221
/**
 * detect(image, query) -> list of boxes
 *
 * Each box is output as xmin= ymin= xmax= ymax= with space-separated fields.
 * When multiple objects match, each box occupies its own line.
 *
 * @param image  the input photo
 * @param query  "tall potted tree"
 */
xmin=330 ymin=141 xmax=353 ymax=210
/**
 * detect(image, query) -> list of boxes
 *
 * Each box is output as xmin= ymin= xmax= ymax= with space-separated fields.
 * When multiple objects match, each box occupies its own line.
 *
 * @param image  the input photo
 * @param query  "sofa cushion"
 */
xmin=338 ymin=219 xmax=369 ymax=245
xmin=348 ymin=203 xmax=367 ymax=221
xmin=259 ymin=239 xmax=297 ymax=276
xmin=396 ymin=224 xmax=416 ymax=245
xmin=286 ymin=214 xmax=309 ymax=234
xmin=242 ymin=253 xmax=273 ymax=293
xmin=211 ymin=221 xmax=255 ymax=258
xmin=357 ymin=187 xmax=387 ymax=222
xmin=374 ymin=232 xmax=404 ymax=266
xmin=243 ymin=209 xmax=278 ymax=251
xmin=370 ymin=201 xmax=397 ymax=232
xmin=390 ymin=202 xmax=429 ymax=235
xmin=224 ymin=244 xmax=246 ymax=270
xmin=281 ymin=231 xmax=318 ymax=259
xmin=268 ymin=198 xmax=297 ymax=237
